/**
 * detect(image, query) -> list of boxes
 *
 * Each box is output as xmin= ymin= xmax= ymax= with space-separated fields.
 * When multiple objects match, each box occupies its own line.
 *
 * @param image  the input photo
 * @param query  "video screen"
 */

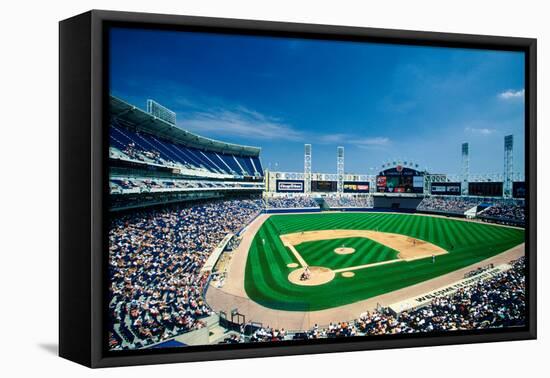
xmin=343 ymin=181 xmax=370 ymax=193
xmin=513 ymin=182 xmax=526 ymax=198
xmin=107 ymin=26 xmax=527 ymax=353
xmin=376 ymin=168 xmax=424 ymax=193
xmin=431 ymin=182 xmax=462 ymax=195
xmin=276 ymin=180 xmax=304 ymax=193
xmin=468 ymin=182 xmax=504 ymax=197
xmin=312 ymin=180 xmax=337 ymax=192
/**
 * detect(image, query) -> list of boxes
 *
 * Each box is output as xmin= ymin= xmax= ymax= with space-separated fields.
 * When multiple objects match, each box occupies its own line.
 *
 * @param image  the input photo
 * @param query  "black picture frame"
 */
xmin=59 ymin=9 xmax=537 ymax=368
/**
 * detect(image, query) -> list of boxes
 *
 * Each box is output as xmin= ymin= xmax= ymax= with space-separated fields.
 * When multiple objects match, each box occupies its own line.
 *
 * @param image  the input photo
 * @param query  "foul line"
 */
xmin=333 ymin=258 xmax=402 ymax=273
xmin=280 ymin=232 xmax=437 ymax=275
xmin=282 ymin=237 xmax=406 ymax=273
xmin=285 ymin=244 xmax=308 ymax=268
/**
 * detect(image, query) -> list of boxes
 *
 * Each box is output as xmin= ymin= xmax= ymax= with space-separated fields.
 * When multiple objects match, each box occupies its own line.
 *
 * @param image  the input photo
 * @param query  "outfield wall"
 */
xmin=373 ymin=196 xmax=423 ymax=209
xmin=264 ymin=207 xmax=321 ymax=214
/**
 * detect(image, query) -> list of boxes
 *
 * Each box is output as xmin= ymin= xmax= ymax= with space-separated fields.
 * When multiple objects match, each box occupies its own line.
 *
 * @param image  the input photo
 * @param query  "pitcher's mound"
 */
xmin=287 ymin=263 xmax=299 ymax=268
xmin=341 ymin=272 xmax=355 ymax=278
xmin=288 ymin=266 xmax=335 ymax=286
xmin=334 ymin=247 xmax=355 ymax=255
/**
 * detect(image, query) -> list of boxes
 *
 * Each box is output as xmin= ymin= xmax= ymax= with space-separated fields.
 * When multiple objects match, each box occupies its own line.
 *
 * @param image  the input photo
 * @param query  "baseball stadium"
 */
xmin=107 ymin=95 xmax=526 ymax=350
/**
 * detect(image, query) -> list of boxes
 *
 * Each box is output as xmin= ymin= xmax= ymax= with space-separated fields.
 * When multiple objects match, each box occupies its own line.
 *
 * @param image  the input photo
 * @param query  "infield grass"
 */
xmin=295 ymin=237 xmax=399 ymax=270
xmin=244 ymin=212 xmax=524 ymax=311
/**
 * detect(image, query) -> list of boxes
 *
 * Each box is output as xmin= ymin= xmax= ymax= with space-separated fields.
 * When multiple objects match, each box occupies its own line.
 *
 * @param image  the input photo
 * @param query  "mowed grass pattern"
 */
xmin=295 ymin=237 xmax=399 ymax=270
xmin=244 ymin=213 xmax=524 ymax=311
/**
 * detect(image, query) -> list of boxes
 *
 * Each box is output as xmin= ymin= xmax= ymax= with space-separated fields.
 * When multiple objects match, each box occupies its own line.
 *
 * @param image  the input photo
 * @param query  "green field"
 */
xmin=295 ymin=237 xmax=399 ymax=270
xmin=244 ymin=212 xmax=524 ymax=311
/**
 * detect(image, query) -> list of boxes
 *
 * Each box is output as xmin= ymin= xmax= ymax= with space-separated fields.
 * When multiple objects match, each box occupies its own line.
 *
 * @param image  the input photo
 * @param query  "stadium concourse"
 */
xmin=107 ymin=95 xmax=526 ymax=350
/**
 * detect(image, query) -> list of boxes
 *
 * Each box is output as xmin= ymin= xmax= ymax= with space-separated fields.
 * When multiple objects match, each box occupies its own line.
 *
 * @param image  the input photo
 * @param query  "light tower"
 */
xmin=304 ymin=144 xmax=312 ymax=193
xmin=504 ymin=135 xmax=514 ymax=198
xmin=146 ymin=99 xmax=176 ymax=125
xmin=337 ymin=146 xmax=345 ymax=195
xmin=461 ymin=143 xmax=469 ymax=196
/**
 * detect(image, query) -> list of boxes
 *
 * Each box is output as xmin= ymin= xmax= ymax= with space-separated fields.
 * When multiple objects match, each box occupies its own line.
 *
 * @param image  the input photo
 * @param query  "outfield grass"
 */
xmin=295 ymin=237 xmax=399 ymax=270
xmin=244 ymin=213 xmax=524 ymax=311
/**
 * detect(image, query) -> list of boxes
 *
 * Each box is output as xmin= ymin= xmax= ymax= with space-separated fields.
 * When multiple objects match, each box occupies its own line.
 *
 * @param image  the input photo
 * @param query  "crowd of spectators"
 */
xmin=264 ymin=195 xmax=318 ymax=209
xmin=245 ymin=321 xmax=359 ymax=343
xmin=249 ymin=327 xmax=288 ymax=342
xmin=108 ymin=197 xmax=263 ymax=350
xmin=324 ymin=195 xmax=373 ymax=208
xmin=122 ymin=142 xmax=169 ymax=166
xmin=479 ymin=202 xmax=526 ymax=224
xmin=376 ymin=257 xmax=525 ymax=333
xmin=110 ymin=177 xmax=264 ymax=196
xmin=418 ymin=196 xmax=526 ymax=225
xmin=417 ymin=196 xmax=482 ymax=214
xmin=464 ymin=264 xmax=495 ymax=278
xmin=356 ymin=257 xmax=525 ymax=335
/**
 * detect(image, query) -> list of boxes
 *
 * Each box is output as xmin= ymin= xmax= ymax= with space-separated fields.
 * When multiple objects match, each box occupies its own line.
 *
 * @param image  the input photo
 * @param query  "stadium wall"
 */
xmin=263 ymin=208 xmax=321 ymax=214
xmin=372 ymin=196 xmax=423 ymax=210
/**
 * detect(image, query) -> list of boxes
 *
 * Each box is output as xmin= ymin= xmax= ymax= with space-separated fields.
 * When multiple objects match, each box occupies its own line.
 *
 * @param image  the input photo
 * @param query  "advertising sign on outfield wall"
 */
xmin=343 ymin=181 xmax=370 ymax=193
xmin=431 ymin=182 xmax=461 ymax=195
xmin=276 ymin=180 xmax=304 ymax=193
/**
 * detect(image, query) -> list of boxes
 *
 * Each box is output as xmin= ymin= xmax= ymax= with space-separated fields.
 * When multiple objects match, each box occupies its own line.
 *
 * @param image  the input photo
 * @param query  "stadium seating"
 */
xmin=417 ymin=196 xmax=481 ymax=214
xmin=324 ymin=195 xmax=373 ymax=208
xmin=417 ymin=196 xmax=526 ymax=225
xmin=110 ymin=121 xmax=264 ymax=177
xmin=109 ymin=177 xmax=264 ymax=195
xmin=478 ymin=201 xmax=526 ymax=224
xmin=108 ymin=198 xmax=263 ymax=350
xmin=264 ymin=195 xmax=318 ymax=209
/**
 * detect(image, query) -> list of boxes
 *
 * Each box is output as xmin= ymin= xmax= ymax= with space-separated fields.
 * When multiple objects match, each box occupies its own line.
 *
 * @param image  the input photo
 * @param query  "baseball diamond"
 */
xmin=241 ymin=212 xmax=524 ymax=311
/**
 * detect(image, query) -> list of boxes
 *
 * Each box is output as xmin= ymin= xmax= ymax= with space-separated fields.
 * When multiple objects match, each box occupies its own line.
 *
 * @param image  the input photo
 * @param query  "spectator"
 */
xmin=264 ymin=195 xmax=318 ymax=209
xmin=417 ymin=196 xmax=481 ymax=214
xmin=324 ymin=195 xmax=373 ymax=208
xmin=108 ymin=198 xmax=263 ymax=350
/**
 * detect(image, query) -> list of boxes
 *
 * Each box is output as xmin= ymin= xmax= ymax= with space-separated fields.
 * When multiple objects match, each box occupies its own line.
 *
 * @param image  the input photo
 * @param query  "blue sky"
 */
xmin=110 ymin=27 xmax=525 ymax=176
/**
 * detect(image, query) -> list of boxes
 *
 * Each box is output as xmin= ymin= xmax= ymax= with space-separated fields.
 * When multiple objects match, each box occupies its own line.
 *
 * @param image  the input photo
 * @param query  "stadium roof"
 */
xmin=110 ymin=95 xmax=261 ymax=157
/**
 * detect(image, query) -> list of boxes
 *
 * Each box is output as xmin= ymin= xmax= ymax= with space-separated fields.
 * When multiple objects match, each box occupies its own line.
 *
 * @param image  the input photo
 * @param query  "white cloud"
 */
xmin=178 ymin=106 xmax=303 ymax=141
xmin=465 ymin=126 xmax=496 ymax=136
xmin=317 ymin=133 xmax=349 ymax=144
xmin=357 ymin=137 xmax=390 ymax=146
xmin=355 ymin=137 xmax=391 ymax=149
xmin=498 ymin=89 xmax=525 ymax=100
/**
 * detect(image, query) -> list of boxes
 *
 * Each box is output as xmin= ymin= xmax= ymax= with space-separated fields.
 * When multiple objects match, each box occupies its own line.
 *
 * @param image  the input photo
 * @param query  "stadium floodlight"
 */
xmin=504 ymin=135 xmax=514 ymax=198
xmin=337 ymin=146 xmax=344 ymax=195
xmin=146 ymin=99 xmax=176 ymax=125
xmin=461 ymin=143 xmax=469 ymax=196
xmin=304 ymin=144 xmax=312 ymax=193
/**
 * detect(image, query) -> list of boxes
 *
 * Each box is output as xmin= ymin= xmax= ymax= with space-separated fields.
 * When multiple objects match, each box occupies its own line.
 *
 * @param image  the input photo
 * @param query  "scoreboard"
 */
xmin=312 ymin=180 xmax=337 ymax=192
xmin=513 ymin=182 xmax=526 ymax=198
xmin=468 ymin=182 xmax=503 ymax=197
xmin=343 ymin=181 xmax=370 ymax=193
xmin=376 ymin=166 xmax=423 ymax=194
xmin=276 ymin=180 xmax=304 ymax=193
xmin=431 ymin=182 xmax=461 ymax=195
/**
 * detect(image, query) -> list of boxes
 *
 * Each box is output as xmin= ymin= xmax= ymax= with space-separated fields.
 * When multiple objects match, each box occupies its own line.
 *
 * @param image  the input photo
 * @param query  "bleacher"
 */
xmin=110 ymin=122 xmax=263 ymax=177
xmin=109 ymin=176 xmax=264 ymax=196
